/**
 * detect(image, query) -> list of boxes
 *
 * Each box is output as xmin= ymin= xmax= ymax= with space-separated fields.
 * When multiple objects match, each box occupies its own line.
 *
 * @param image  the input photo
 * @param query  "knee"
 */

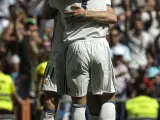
xmin=87 ymin=95 xmax=101 ymax=116
xmin=100 ymin=93 xmax=115 ymax=104
xmin=72 ymin=96 xmax=87 ymax=105
xmin=89 ymin=109 xmax=101 ymax=116
xmin=88 ymin=103 xmax=101 ymax=116
xmin=41 ymin=91 xmax=60 ymax=105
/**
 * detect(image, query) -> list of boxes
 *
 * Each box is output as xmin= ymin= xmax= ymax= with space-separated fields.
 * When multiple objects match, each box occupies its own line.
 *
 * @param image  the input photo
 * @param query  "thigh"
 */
xmin=87 ymin=95 xmax=101 ymax=115
xmin=66 ymin=42 xmax=90 ymax=97
xmin=99 ymin=93 xmax=115 ymax=104
xmin=87 ymin=93 xmax=115 ymax=115
xmin=91 ymin=39 xmax=116 ymax=95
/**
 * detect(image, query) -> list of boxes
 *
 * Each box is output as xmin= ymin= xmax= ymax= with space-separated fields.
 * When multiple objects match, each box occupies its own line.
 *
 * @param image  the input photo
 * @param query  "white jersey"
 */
xmin=41 ymin=12 xmax=67 ymax=94
xmin=51 ymin=12 xmax=65 ymax=52
xmin=49 ymin=0 xmax=111 ymax=43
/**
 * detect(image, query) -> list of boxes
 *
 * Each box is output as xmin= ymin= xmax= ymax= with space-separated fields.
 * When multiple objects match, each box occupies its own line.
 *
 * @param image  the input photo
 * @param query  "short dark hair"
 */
xmin=110 ymin=26 xmax=121 ymax=33
xmin=136 ymin=83 xmax=148 ymax=96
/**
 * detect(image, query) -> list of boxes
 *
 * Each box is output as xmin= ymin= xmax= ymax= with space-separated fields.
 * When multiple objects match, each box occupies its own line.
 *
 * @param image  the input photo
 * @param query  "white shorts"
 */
xmin=66 ymin=38 xmax=116 ymax=97
xmin=41 ymin=51 xmax=67 ymax=95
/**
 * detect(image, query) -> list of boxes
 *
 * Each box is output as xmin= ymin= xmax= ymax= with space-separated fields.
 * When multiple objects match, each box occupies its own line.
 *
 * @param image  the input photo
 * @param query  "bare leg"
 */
xmin=99 ymin=93 xmax=116 ymax=120
xmin=71 ymin=96 xmax=87 ymax=120
xmin=40 ymin=91 xmax=60 ymax=120
xmin=88 ymin=93 xmax=116 ymax=120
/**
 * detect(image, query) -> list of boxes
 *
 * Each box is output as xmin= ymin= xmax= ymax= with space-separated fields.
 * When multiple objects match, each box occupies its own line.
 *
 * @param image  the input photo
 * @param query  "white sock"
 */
xmin=99 ymin=101 xmax=116 ymax=120
xmin=40 ymin=109 xmax=55 ymax=120
xmin=72 ymin=104 xmax=86 ymax=120
xmin=90 ymin=115 xmax=99 ymax=120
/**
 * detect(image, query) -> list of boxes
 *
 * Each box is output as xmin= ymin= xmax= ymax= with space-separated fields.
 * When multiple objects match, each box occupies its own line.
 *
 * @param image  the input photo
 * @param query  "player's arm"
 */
xmin=65 ymin=5 xmax=117 ymax=24
xmin=43 ymin=0 xmax=58 ymax=19
xmin=84 ymin=6 xmax=117 ymax=24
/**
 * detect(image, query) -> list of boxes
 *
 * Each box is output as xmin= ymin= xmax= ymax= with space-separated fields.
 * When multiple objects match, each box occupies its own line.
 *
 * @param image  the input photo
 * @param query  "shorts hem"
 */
xmin=68 ymin=91 xmax=116 ymax=97
xmin=40 ymin=89 xmax=64 ymax=95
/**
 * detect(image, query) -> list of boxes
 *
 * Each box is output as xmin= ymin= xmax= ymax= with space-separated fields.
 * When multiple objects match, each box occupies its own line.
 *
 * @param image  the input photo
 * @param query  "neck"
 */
xmin=135 ymin=30 xmax=142 ymax=37
xmin=112 ymin=42 xmax=118 ymax=46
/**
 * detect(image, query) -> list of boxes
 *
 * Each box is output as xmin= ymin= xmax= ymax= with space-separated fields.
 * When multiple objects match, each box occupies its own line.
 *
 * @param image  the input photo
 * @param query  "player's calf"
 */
xmin=87 ymin=93 xmax=116 ymax=120
xmin=99 ymin=93 xmax=116 ymax=120
xmin=71 ymin=96 xmax=87 ymax=120
xmin=87 ymin=95 xmax=101 ymax=120
xmin=40 ymin=91 xmax=60 ymax=120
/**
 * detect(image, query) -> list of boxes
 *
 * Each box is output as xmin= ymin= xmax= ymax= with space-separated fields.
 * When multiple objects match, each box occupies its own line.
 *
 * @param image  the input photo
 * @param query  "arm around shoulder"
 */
xmin=85 ymin=6 xmax=117 ymax=24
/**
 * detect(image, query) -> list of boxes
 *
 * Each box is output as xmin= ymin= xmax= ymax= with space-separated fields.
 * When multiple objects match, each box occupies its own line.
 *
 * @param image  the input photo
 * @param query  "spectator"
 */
xmin=112 ymin=47 xmax=131 ymax=99
xmin=40 ymin=19 xmax=54 ymax=41
xmin=126 ymin=83 xmax=159 ymax=120
xmin=8 ymin=54 xmax=20 ymax=84
xmin=147 ymin=66 xmax=160 ymax=98
xmin=0 ymin=60 xmax=22 ymax=119
xmin=131 ymin=66 xmax=153 ymax=97
xmin=18 ymin=17 xmax=40 ymax=99
xmin=110 ymin=26 xmax=131 ymax=64
xmin=19 ymin=0 xmax=46 ymax=17
xmin=154 ymin=13 xmax=160 ymax=67
xmin=2 ymin=6 xmax=26 ymax=55
xmin=0 ymin=0 xmax=16 ymax=35
xmin=128 ymin=16 xmax=152 ymax=69
xmin=141 ymin=0 xmax=159 ymax=40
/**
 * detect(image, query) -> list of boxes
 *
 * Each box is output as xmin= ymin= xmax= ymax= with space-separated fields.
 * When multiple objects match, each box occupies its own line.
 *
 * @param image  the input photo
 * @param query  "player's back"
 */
xmin=49 ymin=0 xmax=110 ymax=43
xmin=51 ymin=12 xmax=65 ymax=52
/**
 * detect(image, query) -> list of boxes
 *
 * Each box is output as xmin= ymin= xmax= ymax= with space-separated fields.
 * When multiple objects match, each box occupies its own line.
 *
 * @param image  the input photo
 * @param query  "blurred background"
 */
xmin=0 ymin=0 xmax=160 ymax=120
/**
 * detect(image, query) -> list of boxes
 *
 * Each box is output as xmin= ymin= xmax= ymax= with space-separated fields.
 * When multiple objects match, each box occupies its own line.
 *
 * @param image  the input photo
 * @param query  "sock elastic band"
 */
xmin=72 ymin=104 xmax=86 ymax=108
xmin=43 ymin=108 xmax=55 ymax=113
xmin=102 ymin=100 xmax=115 ymax=105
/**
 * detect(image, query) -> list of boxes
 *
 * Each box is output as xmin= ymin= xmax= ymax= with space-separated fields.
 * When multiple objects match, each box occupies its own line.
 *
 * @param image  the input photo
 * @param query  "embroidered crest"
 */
xmin=44 ymin=75 xmax=51 ymax=86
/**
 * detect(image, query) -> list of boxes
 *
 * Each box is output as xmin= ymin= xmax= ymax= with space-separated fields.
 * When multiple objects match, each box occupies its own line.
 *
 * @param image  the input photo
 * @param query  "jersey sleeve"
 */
xmin=106 ymin=0 xmax=111 ymax=6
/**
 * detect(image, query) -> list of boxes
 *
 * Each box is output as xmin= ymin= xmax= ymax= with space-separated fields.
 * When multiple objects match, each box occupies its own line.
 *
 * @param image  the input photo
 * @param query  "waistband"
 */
xmin=68 ymin=36 xmax=107 ymax=44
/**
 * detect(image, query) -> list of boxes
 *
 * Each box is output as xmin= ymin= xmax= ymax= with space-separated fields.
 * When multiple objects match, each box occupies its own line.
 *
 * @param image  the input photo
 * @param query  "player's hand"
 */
xmin=64 ymin=5 xmax=87 ymax=23
xmin=70 ymin=5 xmax=86 ymax=16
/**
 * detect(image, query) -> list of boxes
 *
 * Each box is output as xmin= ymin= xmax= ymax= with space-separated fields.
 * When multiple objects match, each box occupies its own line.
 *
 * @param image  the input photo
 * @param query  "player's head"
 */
xmin=136 ymin=83 xmax=148 ymax=96
xmin=110 ymin=26 xmax=121 ymax=45
xmin=134 ymin=17 xmax=144 ymax=32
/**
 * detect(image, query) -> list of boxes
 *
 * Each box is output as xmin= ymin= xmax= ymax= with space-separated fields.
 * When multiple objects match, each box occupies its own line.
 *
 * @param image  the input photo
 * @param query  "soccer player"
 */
xmin=40 ymin=1 xmax=67 ymax=120
xmin=40 ymin=1 xmax=90 ymax=120
xmin=48 ymin=0 xmax=117 ymax=120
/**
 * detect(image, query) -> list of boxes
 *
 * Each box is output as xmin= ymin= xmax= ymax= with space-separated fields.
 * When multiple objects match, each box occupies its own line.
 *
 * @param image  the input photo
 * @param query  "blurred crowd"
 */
xmin=0 ymin=0 xmax=160 ymax=120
